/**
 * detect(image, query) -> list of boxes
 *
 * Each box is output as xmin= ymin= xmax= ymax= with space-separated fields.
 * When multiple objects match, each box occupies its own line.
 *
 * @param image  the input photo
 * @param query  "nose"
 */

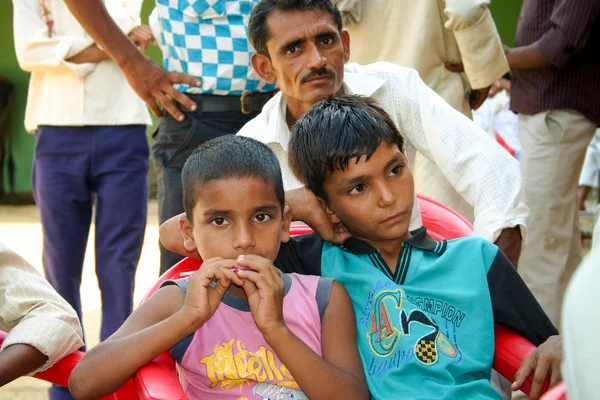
xmin=233 ymin=223 xmax=256 ymax=252
xmin=377 ymin=182 xmax=396 ymax=209
xmin=306 ymin=43 xmax=327 ymax=70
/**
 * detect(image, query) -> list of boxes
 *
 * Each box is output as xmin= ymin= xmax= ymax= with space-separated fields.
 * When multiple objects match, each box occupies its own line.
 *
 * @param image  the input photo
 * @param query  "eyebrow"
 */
xmin=338 ymin=155 xmax=403 ymax=189
xmin=202 ymin=205 xmax=280 ymax=218
xmin=278 ymin=29 xmax=337 ymax=54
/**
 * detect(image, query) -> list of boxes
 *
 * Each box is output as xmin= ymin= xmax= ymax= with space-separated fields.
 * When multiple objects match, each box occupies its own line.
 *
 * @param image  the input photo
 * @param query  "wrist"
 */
xmin=172 ymin=310 xmax=204 ymax=336
xmin=261 ymin=323 xmax=291 ymax=346
xmin=114 ymin=44 xmax=144 ymax=70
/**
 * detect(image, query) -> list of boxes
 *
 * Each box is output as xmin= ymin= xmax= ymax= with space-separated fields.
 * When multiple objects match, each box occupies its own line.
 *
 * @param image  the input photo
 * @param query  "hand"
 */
xmin=235 ymin=255 xmax=286 ymax=339
xmin=577 ymin=185 xmax=591 ymax=211
xmin=488 ymin=78 xmax=511 ymax=98
xmin=512 ymin=335 xmax=563 ymax=400
xmin=494 ymin=227 xmax=522 ymax=268
xmin=286 ymin=187 xmax=352 ymax=244
xmin=128 ymin=25 xmax=155 ymax=53
xmin=119 ymin=52 xmax=202 ymax=120
xmin=469 ymin=86 xmax=491 ymax=110
xmin=444 ymin=62 xmax=464 ymax=73
xmin=180 ymin=258 xmax=244 ymax=330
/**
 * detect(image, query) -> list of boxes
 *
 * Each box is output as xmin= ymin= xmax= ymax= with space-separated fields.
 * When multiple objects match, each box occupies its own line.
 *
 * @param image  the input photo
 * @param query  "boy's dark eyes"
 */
xmin=253 ymin=213 xmax=272 ymax=222
xmin=349 ymin=183 xmax=366 ymax=195
xmin=210 ymin=217 xmax=229 ymax=226
xmin=389 ymin=165 xmax=403 ymax=176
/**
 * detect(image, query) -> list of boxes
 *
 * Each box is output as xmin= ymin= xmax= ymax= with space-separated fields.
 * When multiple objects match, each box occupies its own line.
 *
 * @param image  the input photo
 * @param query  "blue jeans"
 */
xmin=32 ymin=125 xmax=148 ymax=399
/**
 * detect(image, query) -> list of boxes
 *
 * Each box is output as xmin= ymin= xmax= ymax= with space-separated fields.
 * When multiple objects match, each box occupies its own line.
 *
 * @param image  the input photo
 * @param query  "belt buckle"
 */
xmin=240 ymin=90 xmax=253 ymax=115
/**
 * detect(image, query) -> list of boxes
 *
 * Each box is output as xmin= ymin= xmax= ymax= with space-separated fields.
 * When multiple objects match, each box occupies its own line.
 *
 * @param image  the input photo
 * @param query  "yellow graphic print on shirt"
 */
xmin=201 ymin=338 xmax=300 ymax=392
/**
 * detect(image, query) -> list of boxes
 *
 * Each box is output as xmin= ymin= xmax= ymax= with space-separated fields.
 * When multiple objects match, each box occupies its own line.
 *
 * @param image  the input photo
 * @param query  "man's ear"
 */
xmin=178 ymin=214 xmax=198 ymax=253
xmin=319 ymin=197 xmax=342 ymax=225
xmin=280 ymin=205 xmax=292 ymax=243
xmin=341 ymin=30 xmax=351 ymax=63
xmin=251 ymin=53 xmax=277 ymax=84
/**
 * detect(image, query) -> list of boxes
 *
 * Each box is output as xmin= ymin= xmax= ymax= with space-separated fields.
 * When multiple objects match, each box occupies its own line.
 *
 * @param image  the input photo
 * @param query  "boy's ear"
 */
xmin=280 ymin=205 xmax=292 ymax=243
xmin=319 ymin=197 xmax=343 ymax=225
xmin=178 ymin=214 xmax=198 ymax=253
xmin=251 ymin=53 xmax=277 ymax=84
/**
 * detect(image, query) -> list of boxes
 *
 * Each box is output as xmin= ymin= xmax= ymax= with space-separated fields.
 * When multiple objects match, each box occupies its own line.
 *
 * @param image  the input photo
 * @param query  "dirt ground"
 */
xmin=0 ymin=200 xmax=161 ymax=399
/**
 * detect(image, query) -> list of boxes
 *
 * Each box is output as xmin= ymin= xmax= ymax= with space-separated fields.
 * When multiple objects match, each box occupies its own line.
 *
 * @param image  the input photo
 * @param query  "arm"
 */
xmin=12 ymin=0 xmax=96 ymax=76
xmin=0 ymin=243 xmax=84 ymax=384
xmin=0 ymin=344 xmax=48 ymax=387
xmin=236 ymin=257 xmax=369 ymax=400
xmin=69 ymin=261 xmax=244 ymax=399
xmin=62 ymin=0 xmax=201 ymax=120
xmin=486 ymin=249 xmax=561 ymax=400
xmin=443 ymin=0 xmax=509 ymax=90
xmin=392 ymin=67 xmax=528 ymax=249
xmin=506 ymin=0 xmax=600 ymax=70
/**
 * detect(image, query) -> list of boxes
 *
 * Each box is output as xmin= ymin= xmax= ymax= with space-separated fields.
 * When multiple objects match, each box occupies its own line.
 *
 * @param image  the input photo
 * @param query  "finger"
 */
xmin=168 ymin=71 xmax=202 ymax=88
xmin=163 ymin=83 xmax=199 ymax=112
xmin=549 ymin=361 xmax=561 ymax=388
xmin=512 ymin=354 xmax=535 ymax=391
xmin=154 ymin=91 xmax=185 ymax=121
xmin=235 ymin=255 xmax=272 ymax=272
xmin=142 ymin=94 xmax=162 ymax=118
xmin=529 ymin=356 xmax=551 ymax=400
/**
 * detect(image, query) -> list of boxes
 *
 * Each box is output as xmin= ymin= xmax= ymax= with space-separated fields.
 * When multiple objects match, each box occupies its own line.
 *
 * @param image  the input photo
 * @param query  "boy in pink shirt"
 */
xmin=68 ymin=135 xmax=368 ymax=400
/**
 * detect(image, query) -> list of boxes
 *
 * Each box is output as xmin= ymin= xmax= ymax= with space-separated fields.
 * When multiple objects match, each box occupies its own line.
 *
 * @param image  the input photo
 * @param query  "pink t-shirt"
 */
xmin=165 ymin=272 xmax=332 ymax=400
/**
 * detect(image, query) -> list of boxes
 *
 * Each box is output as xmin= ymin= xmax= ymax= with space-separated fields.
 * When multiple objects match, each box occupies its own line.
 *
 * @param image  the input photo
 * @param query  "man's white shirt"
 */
xmin=238 ymin=62 xmax=529 ymax=243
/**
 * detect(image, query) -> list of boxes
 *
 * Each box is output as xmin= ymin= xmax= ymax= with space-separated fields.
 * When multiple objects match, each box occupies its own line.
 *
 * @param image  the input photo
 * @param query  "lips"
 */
xmin=380 ymin=211 xmax=408 ymax=225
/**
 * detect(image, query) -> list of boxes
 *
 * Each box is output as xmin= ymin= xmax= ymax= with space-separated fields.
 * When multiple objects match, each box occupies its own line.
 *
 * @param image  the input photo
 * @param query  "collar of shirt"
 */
xmin=244 ymin=69 xmax=387 ymax=150
xmin=339 ymin=226 xmax=447 ymax=256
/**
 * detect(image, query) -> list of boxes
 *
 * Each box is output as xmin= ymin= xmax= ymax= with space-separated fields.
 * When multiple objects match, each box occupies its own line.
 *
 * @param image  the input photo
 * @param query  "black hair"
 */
xmin=288 ymin=95 xmax=405 ymax=200
xmin=249 ymin=0 xmax=343 ymax=56
xmin=182 ymin=135 xmax=285 ymax=221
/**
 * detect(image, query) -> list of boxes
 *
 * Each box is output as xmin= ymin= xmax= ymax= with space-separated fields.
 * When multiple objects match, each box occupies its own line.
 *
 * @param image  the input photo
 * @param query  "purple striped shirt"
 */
xmin=510 ymin=0 xmax=600 ymax=125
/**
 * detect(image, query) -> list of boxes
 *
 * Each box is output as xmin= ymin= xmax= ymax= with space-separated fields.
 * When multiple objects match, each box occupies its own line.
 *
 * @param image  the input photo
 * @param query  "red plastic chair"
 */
xmin=541 ymin=382 xmax=566 ymax=400
xmin=134 ymin=194 xmax=549 ymax=399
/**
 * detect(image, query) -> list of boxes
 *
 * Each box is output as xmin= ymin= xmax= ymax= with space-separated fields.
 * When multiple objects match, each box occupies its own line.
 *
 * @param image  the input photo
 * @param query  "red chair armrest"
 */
xmin=493 ymin=324 xmax=549 ymax=396
xmin=134 ymin=353 xmax=186 ymax=400
xmin=541 ymin=382 xmax=566 ymax=400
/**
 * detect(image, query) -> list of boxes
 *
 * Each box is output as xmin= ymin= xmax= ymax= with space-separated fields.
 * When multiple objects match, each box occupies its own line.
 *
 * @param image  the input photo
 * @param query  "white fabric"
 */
xmin=561 ymin=244 xmax=600 ymax=400
xmin=0 ymin=242 xmax=84 ymax=374
xmin=335 ymin=0 xmax=509 ymax=116
xmin=579 ymin=129 xmax=600 ymax=189
xmin=594 ymin=216 xmax=600 ymax=249
xmin=238 ymin=62 xmax=528 ymax=244
xmin=517 ymin=110 xmax=597 ymax=326
xmin=13 ymin=0 xmax=151 ymax=132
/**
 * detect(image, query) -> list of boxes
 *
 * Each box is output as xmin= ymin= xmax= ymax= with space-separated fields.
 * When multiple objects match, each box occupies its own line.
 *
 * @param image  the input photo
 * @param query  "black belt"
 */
xmin=183 ymin=91 xmax=276 ymax=114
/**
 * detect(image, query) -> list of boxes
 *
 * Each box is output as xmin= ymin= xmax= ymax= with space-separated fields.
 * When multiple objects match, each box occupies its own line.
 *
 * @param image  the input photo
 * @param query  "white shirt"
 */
xmin=13 ymin=0 xmax=151 ymax=132
xmin=334 ymin=0 xmax=509 ymax=117
xmin=0 ymin=242 xmax=84 ymax=373
xmin=238 ymin=62 xmax=529 ymax=243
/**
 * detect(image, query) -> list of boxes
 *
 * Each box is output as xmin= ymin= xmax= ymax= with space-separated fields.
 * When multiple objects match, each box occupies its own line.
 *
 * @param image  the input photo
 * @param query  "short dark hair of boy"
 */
xmin=249 ymin=0 xmax=343 ymax=56
xmin=182 ymin=135 xmax=285 ymax=221
xmin=288 ymin=95 xmax=406 ymax=200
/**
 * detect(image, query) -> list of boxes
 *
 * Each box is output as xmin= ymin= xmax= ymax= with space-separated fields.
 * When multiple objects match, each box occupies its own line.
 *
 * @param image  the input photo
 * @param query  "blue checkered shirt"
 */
xmin=153 ymin=0 xmax=277 ymax=95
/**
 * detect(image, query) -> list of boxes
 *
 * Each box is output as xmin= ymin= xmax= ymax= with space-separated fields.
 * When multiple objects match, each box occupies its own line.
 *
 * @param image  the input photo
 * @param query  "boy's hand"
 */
xmin=512 ymin=335 xmax=563 ymax=400
xmin=235 ymin=255 xmax=286 ymax=339
xmin=180 ymin=258 xmax=244 ymax=330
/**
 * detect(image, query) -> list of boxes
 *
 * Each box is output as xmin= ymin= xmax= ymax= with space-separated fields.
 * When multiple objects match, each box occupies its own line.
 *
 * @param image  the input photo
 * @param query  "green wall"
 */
xmin=1 ymin=0 xmax=521 ymax=197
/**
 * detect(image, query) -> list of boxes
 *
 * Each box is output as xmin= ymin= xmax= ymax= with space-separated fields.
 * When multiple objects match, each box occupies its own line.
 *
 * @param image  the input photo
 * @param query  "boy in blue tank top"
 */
xmin=278 ymin=95 xmax=562 ymax=400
